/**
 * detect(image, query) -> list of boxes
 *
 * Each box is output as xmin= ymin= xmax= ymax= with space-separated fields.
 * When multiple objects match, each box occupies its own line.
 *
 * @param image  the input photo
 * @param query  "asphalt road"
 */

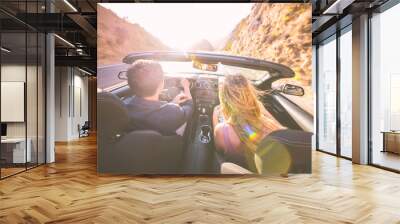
xmin=97 ymin=63 xmax=130 ymax=90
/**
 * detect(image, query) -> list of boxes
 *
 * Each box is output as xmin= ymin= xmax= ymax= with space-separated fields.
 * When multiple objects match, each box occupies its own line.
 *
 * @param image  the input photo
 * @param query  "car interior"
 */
xmin=97 ymin=59 xmax=313 ymax=175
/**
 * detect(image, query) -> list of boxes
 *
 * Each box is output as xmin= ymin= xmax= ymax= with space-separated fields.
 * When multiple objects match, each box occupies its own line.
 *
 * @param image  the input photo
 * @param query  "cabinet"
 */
xmin=382 ymin=132 xmax=400 ymax=154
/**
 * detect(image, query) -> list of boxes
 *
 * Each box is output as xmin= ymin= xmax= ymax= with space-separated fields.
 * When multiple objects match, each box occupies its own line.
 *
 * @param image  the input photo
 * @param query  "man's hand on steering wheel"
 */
xmin=172 ymin=92 xmax=190 ymax=105
xmin=180 ymin=78 xmax=192 ymax=100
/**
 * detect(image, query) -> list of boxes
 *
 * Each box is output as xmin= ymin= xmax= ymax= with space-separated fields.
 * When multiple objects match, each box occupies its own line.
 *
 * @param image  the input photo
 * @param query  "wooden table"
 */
xmin=381 ymin=131 xmax=400 ymax=154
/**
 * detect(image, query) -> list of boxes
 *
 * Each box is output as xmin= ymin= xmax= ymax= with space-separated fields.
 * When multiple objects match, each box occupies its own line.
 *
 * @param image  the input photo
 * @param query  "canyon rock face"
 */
xmin=223 ymin=3 xmax=312 ymax=87
xmin=222 ymin=3 xmax=313 ymax=114
xmin=97 ymin=5 xmax=169 ymax=66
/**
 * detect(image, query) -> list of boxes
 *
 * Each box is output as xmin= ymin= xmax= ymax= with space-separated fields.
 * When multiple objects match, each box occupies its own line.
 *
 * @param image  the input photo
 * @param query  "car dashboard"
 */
xmin=161 ymin=76 xmax=220 ymax=112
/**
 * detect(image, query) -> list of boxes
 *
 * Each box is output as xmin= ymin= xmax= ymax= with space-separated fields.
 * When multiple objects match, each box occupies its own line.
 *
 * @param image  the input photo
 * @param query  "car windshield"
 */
xmin=159 ymin=61 xmax=268 ymax=81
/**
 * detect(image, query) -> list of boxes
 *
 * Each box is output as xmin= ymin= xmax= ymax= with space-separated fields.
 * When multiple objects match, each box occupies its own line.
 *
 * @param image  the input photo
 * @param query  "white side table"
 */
xmin=1 ymin=138 xmax=31 ymax=163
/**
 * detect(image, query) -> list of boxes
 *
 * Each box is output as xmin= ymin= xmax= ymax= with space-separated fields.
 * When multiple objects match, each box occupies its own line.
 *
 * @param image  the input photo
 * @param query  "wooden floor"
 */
xmin=1 ymin=167 xmax=26 ymax=178
xmin=1 ymin=135 xmax=400 ymax=224
xmin=373 ymin=151 xmax=400 ymax=171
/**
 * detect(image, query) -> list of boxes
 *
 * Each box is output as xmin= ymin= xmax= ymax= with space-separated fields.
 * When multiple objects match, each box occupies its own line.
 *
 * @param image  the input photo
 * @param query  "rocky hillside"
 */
xmin=97 ymin=5 xmax=169 ymax=66
xmin=223 ymin=3 xmax=312 ymax=86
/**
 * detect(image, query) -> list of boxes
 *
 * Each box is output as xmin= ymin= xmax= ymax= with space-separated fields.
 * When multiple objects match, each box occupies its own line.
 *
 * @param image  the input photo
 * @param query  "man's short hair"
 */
xmin=127 ymin=60 xmax=164 ymax=97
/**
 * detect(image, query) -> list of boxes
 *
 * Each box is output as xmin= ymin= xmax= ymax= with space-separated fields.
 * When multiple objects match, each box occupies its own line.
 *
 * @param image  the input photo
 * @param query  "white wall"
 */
xmin=1 ymin=65 xmax=36 ymax=138
xmin=55 ymin=67 xmax=89 ymax=141
xmin=55 ymin=66 xmax=69 ymax=141
xmin=1 ymin=65 xmax=25 ymax=138
xmin=1 ymin=63 xmax=46 ymax=164
xmin=71 ymin=73 xmax=89 ymax=138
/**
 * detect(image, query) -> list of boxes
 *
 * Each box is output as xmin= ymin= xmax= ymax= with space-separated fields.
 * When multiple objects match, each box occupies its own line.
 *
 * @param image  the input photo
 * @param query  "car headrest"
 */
xmin=97 ymin=92 xmax=130 ymax=140
xmin=255 ymin=129 xmax=312 ymax=174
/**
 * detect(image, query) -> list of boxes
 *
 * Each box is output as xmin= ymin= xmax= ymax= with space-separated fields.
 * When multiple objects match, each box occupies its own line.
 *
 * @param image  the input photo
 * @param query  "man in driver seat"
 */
xmin=125 ymin=59 xmax=193 ymax=136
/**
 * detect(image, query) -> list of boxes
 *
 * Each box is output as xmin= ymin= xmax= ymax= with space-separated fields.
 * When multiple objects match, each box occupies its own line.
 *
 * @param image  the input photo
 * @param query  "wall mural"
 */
xmin=97 ymin=3 xmax=313 ymax=175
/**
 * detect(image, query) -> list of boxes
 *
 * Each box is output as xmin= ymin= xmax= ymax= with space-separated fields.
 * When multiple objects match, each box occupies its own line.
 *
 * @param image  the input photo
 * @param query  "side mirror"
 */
xmin=281 ymin=84 xmax=304 ymax=96
xmin=118 ymin=71 xmax=127 ymax=80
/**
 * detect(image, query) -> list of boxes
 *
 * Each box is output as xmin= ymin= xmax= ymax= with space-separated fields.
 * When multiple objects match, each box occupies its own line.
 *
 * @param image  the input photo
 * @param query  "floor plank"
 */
xmin=0 ymin=135 xmax=399 ymax=223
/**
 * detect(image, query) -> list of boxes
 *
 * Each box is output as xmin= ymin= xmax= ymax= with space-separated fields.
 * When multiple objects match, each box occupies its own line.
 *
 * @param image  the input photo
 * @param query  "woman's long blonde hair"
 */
xmin=219 ymin=74 xmax=281 ymax=152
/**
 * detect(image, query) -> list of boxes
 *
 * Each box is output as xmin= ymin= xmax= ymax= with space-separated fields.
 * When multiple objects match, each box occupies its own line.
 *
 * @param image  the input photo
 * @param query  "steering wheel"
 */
xmin=159 ymin=78 xmax=183 ymax=102
xmin=159 ymin=78 xmax=194 ymax=102
xmin=165 ymin=86 xmax=181 ymax=101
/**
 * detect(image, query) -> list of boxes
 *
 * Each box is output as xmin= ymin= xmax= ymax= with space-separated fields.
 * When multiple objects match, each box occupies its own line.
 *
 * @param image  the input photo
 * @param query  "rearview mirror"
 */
xmin=281 ymin=84 xmax=304 ymax=96
xmin=193 ymin=61 xmax=218 ymax=72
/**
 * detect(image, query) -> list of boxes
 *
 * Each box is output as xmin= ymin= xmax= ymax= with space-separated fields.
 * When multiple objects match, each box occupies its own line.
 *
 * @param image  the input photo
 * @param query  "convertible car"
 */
xmin=97 ymin=51 xmax=312 ymax=175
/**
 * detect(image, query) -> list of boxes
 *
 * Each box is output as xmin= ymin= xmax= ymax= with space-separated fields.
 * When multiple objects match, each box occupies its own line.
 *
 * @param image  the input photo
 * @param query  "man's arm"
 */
xmin=181 ymin=78 xmax=192 ymax=100
xmin=179 ymin=99 xmax=193 ymax=121
xmin=158 ymin=100 xmax=193 ymax=135
xmin=157 ymin=78 xmax=193 ymax=135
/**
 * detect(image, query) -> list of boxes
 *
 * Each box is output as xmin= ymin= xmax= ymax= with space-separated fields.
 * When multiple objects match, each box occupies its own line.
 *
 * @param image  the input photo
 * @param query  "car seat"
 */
xmin=97 ymin=92 xmax=184 ymax=174
xmin=255 ymin=129 xmax=312 ymax=174
xmin=220 ymin=129 xmax=312 ymax=175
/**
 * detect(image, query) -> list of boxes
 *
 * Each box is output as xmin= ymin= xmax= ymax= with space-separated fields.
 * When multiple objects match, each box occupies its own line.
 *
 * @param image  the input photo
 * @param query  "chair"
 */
xmin=78 ymin=121 xmax=90 ymax=138
xmin=97 ymin=92 xmax=185 ymax=174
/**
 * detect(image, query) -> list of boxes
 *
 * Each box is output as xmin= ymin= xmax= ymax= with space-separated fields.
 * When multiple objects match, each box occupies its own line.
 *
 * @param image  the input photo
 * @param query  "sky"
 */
xmin=100 ymin=3 xmax=253 ymax=50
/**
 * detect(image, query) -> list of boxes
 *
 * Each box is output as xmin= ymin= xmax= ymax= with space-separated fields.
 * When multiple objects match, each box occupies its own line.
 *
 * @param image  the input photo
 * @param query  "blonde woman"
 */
xmin=213 ymin=74 xmax=283 ymax=172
